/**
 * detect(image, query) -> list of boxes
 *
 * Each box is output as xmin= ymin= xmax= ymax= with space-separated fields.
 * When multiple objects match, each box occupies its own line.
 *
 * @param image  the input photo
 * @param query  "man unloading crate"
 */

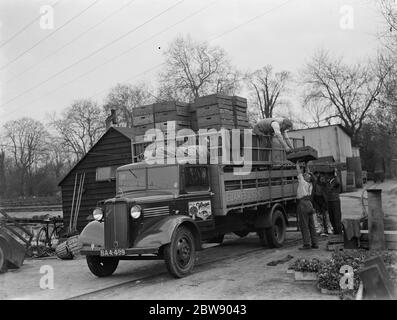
xmin=253 ymin=117 xmax=294 ymax=152
xmin=296 ymin=162 xmax=318 ymax=250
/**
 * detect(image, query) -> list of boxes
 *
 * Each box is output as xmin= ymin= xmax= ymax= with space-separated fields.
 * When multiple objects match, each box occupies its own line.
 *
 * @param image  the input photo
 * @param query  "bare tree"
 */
xmin=245 ymin=65 xmax=290 ymax=118
xmin=51 ymin=99 xmax=105 ymax=160
xmin=301 ymin=51 xmax=392 ymax=141
xmin=104 ymin=83 xmax=154 ymax=127
xmin=45 ymin=136 xmax=74 ymax=180
xmin=3 ymin=118 xmax=47 ymax=196
xmin=158 ymin=35 xmax=240 ymax=102
xmin=379 ymin=0 xmax=397 ymax=53
xmin=380 ymin=0 xmax=397 ymax=33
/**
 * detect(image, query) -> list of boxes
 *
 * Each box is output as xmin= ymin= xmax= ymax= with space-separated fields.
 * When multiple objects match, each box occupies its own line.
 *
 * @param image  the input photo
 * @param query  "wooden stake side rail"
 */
xmin=131 ymin=131 xmax=305 ymax=164
xmin=210 ymin=164 xmax=299 ymax=216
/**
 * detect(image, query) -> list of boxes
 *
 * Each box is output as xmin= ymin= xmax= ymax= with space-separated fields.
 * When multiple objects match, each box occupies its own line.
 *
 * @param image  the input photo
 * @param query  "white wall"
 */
xmin=289 ymin=125 xmax=353 ymax=163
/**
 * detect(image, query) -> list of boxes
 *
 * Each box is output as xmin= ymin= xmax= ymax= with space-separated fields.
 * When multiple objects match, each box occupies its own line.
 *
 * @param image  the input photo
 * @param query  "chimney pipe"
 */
xmin=105 ymin=109 xmax=117 ymax=130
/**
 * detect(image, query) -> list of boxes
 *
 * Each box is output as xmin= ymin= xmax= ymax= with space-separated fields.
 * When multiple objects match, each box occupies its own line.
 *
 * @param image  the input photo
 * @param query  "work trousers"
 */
xmin=297 ymin=198 xmax=318 ymax=247
xmin=328 ymin=199 xmax=342 ymax=234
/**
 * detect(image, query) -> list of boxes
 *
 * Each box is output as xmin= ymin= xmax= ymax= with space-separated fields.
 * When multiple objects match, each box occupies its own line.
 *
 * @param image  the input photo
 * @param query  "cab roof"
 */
xmin=117 ymin=162 xmax=179 ymax=171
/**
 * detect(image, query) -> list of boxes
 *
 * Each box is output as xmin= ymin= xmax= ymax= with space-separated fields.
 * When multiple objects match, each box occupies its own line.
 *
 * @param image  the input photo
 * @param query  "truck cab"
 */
xmin=80 ymin=162 xmax=215 ymax=278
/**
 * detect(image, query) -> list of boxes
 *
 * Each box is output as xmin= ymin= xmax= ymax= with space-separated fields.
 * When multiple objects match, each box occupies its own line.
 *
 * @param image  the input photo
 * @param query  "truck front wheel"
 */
xmin=265 ymin=210 xmax=286 ymax=248
xmin=86 ymin=256 xmax=119 ymax=277
xmin=164 ymin=226 xmax=196 ymax=278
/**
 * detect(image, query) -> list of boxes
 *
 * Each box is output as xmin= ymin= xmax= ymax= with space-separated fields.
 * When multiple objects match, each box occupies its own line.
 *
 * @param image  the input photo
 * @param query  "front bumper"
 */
xmin=81 ymin=246 xmax=159 ymax=256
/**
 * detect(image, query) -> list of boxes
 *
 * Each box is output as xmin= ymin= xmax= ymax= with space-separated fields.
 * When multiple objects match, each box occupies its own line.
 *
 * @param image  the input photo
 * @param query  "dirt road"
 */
xmin=1 ymin=180 xmax=394 ymax=300
xmin=0 ymin=232 xmax=336 ymax=300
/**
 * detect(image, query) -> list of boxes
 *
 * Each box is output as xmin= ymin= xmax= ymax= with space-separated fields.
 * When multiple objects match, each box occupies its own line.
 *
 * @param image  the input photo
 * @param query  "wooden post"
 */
xmin=367 ymin=189 xmax=386 ymax=250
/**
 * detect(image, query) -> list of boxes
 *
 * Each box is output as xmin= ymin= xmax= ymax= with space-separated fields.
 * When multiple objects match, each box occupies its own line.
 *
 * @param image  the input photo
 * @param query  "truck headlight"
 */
xmin=130 ymin=205 xmax=141 ymax=219
xmin=93 ymin=208 xmax=103 ymax=221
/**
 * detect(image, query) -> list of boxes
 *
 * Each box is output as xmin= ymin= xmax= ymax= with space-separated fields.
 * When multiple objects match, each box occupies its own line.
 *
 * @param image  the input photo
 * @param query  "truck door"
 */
xmin=178 ymin=165 xmax=215 ymax=233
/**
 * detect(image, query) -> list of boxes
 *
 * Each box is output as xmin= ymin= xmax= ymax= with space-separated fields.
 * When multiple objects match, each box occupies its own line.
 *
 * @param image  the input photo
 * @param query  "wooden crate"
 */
xmin=153 ymin=102 xmax=189 ymax=113
xmin=155 ymin=120 xmax=191 ymax=132
xmin=286 ymin=146 xmax=318 ymax=163
xmin=132 ymin=114 xmax=154 ymax=126
xmin=197 ymin=115 xmax=235 ymax=128
xmin=196 ymin=105 xmax=234 ymax=118
xmin=133 ymin=123 xmax=155 ymax=135
xmin=132 ymin=104 xmax=154 ymax=116
xmin=193 ymin=94 xmax=233 ymax=108
xmin=232 ymin=95 xmax=247 ymax=104
xmin=154 ymin=111 xmax=190 ymax=123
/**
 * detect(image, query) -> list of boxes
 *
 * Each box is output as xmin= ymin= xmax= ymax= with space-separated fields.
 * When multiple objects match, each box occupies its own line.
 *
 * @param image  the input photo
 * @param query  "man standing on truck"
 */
xmin=252 ymin=117 xmax=294 ymax=152
xmin=296 ymin=162 xmax=318 ymax=250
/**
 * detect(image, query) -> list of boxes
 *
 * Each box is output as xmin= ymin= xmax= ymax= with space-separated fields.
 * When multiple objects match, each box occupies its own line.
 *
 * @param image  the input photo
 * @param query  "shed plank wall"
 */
xmin=60 ymin=129 xmax=133 ymax=231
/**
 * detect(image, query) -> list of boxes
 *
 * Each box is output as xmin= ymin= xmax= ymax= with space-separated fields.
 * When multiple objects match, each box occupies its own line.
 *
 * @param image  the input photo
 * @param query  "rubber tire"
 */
xmin=49 ymin=226 xmax=63 ymax=249
xmin=36 ymin=227 xmax=48 ymax=257
xmin=264 ymin=210 xmax=287 ymax=248
xmin=0 ymin=242 xmax=8 ymax=274
xmin=86 ymin=256 xmax=119 ymax=277
xmin=233 ymin=231 xmax=249 ymax=238
xmin=164 ymin=226 xmax=196 ymax=278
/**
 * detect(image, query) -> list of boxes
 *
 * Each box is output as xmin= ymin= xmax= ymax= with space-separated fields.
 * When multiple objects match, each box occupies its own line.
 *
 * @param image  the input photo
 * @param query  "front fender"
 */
xmin=134 ymin=215 xmax=202 ymax=250
xmin=79 ymin=221 xmax=104 ymax=247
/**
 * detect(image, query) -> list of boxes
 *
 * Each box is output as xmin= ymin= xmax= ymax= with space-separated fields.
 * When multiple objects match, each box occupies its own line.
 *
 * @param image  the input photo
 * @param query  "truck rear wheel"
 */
xmin=265 ymin=210 xmax=286 ymax=248
xmin=164 ymin=226 xmax=196 ymax=278
xmin=86 ymin=256 xmax=119 ymax=277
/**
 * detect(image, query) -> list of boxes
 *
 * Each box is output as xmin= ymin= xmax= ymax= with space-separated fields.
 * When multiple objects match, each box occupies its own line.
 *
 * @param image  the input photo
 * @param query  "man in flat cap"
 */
xmin=253 ymin=117 xmax=294 ymax=152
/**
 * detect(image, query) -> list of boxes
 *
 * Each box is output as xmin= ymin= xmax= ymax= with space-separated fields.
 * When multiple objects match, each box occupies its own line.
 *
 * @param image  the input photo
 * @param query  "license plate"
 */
xmin=100 ymin=248 xmax=126 ymax=257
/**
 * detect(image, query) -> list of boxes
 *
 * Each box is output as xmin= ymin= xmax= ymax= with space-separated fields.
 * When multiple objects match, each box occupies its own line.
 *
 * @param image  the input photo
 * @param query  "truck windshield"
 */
xmin=117 ymin=166 xmax=179 ymax=193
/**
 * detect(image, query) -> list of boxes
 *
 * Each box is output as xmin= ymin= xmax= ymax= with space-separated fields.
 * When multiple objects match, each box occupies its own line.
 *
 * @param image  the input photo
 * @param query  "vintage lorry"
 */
xmin=80 ymin=133 xmax=306 ymax=278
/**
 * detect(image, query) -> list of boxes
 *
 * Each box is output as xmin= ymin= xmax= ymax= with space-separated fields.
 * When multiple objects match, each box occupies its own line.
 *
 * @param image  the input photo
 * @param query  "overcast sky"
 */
xmin=0 ymin=0 xmax=386 ymax=125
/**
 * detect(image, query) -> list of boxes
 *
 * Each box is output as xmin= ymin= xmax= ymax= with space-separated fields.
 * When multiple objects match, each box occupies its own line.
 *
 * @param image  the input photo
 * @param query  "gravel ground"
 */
xmin=0 ymin=179 xmax=395 ymax=300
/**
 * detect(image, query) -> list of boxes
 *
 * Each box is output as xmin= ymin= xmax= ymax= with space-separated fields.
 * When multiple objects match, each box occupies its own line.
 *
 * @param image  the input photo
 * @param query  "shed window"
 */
xmin=96 ymin=166 xmax=116 ymax=181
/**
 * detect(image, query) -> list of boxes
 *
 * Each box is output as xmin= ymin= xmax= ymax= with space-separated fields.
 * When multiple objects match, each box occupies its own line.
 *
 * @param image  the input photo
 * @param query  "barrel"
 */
xmin=67 ymin=235 xmax=82 ymax=256
xmin=346 ymin=156 xmax=363 ymax=188
xmin=55 ymin=241 xmax=73 ymax=260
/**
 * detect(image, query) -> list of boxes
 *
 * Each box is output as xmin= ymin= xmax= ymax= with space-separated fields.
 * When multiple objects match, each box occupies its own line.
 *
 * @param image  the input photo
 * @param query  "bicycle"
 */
xmin=35 ymin=216 xmax=63 ymax=257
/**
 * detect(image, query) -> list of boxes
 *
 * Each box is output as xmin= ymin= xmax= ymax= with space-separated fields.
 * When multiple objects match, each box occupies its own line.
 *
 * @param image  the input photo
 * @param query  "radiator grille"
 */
xmin=104 ymin=202 xmax=129 ymax=249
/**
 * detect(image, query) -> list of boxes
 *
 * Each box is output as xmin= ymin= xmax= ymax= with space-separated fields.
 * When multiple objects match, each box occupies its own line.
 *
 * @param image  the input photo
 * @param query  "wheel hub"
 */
xmin=176 ymin=237 xmax=191 ymax=266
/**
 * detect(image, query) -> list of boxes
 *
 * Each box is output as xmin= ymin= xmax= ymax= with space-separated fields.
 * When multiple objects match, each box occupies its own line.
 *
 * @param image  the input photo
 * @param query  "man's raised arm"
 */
xmin=271 ymin=121 xmax=291 ymax=152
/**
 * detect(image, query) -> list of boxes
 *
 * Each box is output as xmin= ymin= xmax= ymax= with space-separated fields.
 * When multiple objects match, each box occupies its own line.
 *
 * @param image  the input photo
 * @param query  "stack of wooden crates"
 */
xmin=132 ymin=101 xmax=191 ymax=142
xmin=191 ymin=94 xmax=249 ymax=131
xmin=132 ymin=94 xmax=249 ymax=141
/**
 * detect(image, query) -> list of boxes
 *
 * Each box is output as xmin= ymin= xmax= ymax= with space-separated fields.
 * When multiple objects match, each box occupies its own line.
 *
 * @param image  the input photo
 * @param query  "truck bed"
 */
xmin=210 ymin=163 xmax=298 ymax=216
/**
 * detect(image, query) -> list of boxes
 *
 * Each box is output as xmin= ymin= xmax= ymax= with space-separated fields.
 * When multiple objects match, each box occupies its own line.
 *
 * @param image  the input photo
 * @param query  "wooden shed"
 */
xmin=58 ymin=127 xmax=135 ymax=231
xmin=289 ymin=125 xmax=358 ymax=191
xmin=289 ymin=125 xmax=353 ymax=162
